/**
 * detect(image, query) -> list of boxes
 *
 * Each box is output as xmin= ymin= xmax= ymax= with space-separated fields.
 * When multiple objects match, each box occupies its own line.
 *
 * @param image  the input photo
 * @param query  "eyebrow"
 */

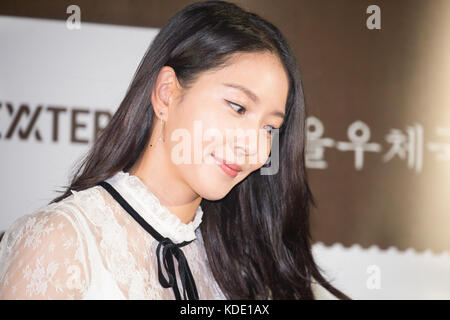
xmin=222 ymin=82 xmax=285 ymax=119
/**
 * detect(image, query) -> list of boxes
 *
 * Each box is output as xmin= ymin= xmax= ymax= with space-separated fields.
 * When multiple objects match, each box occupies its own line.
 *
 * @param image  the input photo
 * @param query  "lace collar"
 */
xmin=103 ymin=170 xmax=203 ymax=244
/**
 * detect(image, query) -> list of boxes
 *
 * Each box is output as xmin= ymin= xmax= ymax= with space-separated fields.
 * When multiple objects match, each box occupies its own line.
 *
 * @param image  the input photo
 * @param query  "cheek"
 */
xmin=249 ymin=157 xmax=269 ymax=173
xmin=166 ymin=96 xmax=272 ymax=171
xmin=178 ymin=153 xmax=236 ymax=200
xmin=165 ymin=120 xmax=225 ymax=173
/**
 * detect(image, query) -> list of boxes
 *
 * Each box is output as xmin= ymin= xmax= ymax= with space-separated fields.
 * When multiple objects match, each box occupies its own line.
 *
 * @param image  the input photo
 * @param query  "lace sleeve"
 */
xmin=0 ymin=208 xmax=91 ymax=299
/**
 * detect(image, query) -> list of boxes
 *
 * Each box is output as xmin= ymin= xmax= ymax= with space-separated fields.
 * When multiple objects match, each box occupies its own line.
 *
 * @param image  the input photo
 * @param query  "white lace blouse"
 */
xmin=0 ymin=170 xmax=334 ymax=300
xmin=0 ymin=170 xmax=227 ymax=300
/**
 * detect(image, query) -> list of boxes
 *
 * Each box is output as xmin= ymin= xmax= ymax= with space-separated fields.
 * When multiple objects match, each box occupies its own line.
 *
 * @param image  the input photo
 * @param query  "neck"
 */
xmin=128 ymin=144 xmax=202 ymax=225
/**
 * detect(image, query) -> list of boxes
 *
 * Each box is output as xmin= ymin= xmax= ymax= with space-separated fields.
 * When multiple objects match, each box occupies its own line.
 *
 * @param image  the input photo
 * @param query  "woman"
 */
xmin=0 ymin=1 xmax=350 ymax=300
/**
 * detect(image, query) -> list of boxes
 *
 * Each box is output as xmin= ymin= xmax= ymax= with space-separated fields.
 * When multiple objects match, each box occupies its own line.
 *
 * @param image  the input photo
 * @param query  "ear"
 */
xmin=151 ymin=66 xmax=181 ymax=121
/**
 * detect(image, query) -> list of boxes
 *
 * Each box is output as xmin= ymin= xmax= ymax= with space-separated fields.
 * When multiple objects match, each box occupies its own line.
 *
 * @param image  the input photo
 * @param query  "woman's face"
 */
xmin=159 ymin=51 xmax=289 ymax=200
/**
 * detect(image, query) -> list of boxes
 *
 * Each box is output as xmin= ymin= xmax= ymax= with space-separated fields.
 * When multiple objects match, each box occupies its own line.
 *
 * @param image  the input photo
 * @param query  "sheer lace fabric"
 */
xmin=0 ymin=170 xmax=333 ymax=300
xmin=0 ymin=170 xmax=226 ymax=299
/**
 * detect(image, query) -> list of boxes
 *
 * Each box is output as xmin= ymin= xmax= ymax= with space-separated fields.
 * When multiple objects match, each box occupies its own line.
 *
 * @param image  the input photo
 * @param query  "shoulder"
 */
xmin=68 ymin=185 xmax=120 ymax=229
xmin=0 ymin=198 xmax=91 ymax=299
xmin=1 ymin=197 xmax=79 ymax=252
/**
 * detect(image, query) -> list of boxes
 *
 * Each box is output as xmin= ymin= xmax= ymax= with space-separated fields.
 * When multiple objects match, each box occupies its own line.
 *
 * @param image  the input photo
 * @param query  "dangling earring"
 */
xmin=149 ymin=112 xmax=164 ymax=147
xmin=157 ymin=111 xmax=164 ymax=142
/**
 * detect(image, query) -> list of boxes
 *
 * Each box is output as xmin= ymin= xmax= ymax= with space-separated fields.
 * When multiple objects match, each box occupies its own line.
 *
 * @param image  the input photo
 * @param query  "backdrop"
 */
xmin=1 ymin=0 xmax=449 ymax=299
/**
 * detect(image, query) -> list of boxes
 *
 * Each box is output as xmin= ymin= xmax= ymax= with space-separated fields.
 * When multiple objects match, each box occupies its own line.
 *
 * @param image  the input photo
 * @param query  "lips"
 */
xmin=212 ymin=153 xmax=243 ymax=172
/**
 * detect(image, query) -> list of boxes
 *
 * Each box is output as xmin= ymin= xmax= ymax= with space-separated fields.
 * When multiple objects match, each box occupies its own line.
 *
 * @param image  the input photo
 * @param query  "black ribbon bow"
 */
xmin=96 ymin=180 xmax=199 ymax=300
xmin=156 ymin=237 xmax=199 ymax=300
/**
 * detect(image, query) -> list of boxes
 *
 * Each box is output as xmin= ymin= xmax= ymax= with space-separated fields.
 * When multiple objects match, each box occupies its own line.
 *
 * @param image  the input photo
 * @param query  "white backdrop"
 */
xmin=0 ymin=15 xmax=449 ymax=299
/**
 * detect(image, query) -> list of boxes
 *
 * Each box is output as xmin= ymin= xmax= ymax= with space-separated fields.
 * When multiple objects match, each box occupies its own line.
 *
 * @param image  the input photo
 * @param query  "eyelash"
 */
xmin=225 ymin=100 xmax=279 ymax=134
xmin=227 ymin=100 xmax=246 ymax=115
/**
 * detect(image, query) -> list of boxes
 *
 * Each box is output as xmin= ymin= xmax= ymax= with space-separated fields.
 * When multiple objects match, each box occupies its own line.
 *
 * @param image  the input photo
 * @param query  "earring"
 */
xmin=158 ymin=112 xmax=164 ymax=142
xmin=149 ymin=112 xmax=164 ymax=147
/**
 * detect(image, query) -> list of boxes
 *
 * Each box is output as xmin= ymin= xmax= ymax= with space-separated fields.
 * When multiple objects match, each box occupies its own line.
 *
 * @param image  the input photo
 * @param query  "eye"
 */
xmin=226 ymin=100 xmax=246 ymax=115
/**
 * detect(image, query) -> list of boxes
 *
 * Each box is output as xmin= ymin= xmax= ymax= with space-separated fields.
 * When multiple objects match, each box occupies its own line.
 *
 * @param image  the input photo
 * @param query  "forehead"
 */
xmin=192 ymin=52 xmax=289 ymax=108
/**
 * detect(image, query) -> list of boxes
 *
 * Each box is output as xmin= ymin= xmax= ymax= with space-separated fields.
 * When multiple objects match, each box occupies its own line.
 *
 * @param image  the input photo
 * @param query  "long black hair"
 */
xmin=50 ymin=0 xmax=350 ymax=300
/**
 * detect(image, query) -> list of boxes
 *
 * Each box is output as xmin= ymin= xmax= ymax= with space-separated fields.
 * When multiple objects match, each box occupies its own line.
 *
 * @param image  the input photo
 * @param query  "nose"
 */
xmin=229 ymin=128 xmax=260 ymax=160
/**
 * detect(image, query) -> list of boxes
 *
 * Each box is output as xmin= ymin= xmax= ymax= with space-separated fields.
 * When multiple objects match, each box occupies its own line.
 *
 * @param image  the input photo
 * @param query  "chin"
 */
xmin=187 ymin=169 xmax=234 ymax=200
xmin=199 ymin=192 xmax=230 ymax=201
xmin=192 ymin=178 xmax=233 ymax=201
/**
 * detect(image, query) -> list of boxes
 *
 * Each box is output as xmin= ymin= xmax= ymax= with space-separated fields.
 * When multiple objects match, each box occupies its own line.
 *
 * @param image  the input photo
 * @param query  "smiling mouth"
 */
xmin=211 ymin=152 xmax=242 ymax=178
